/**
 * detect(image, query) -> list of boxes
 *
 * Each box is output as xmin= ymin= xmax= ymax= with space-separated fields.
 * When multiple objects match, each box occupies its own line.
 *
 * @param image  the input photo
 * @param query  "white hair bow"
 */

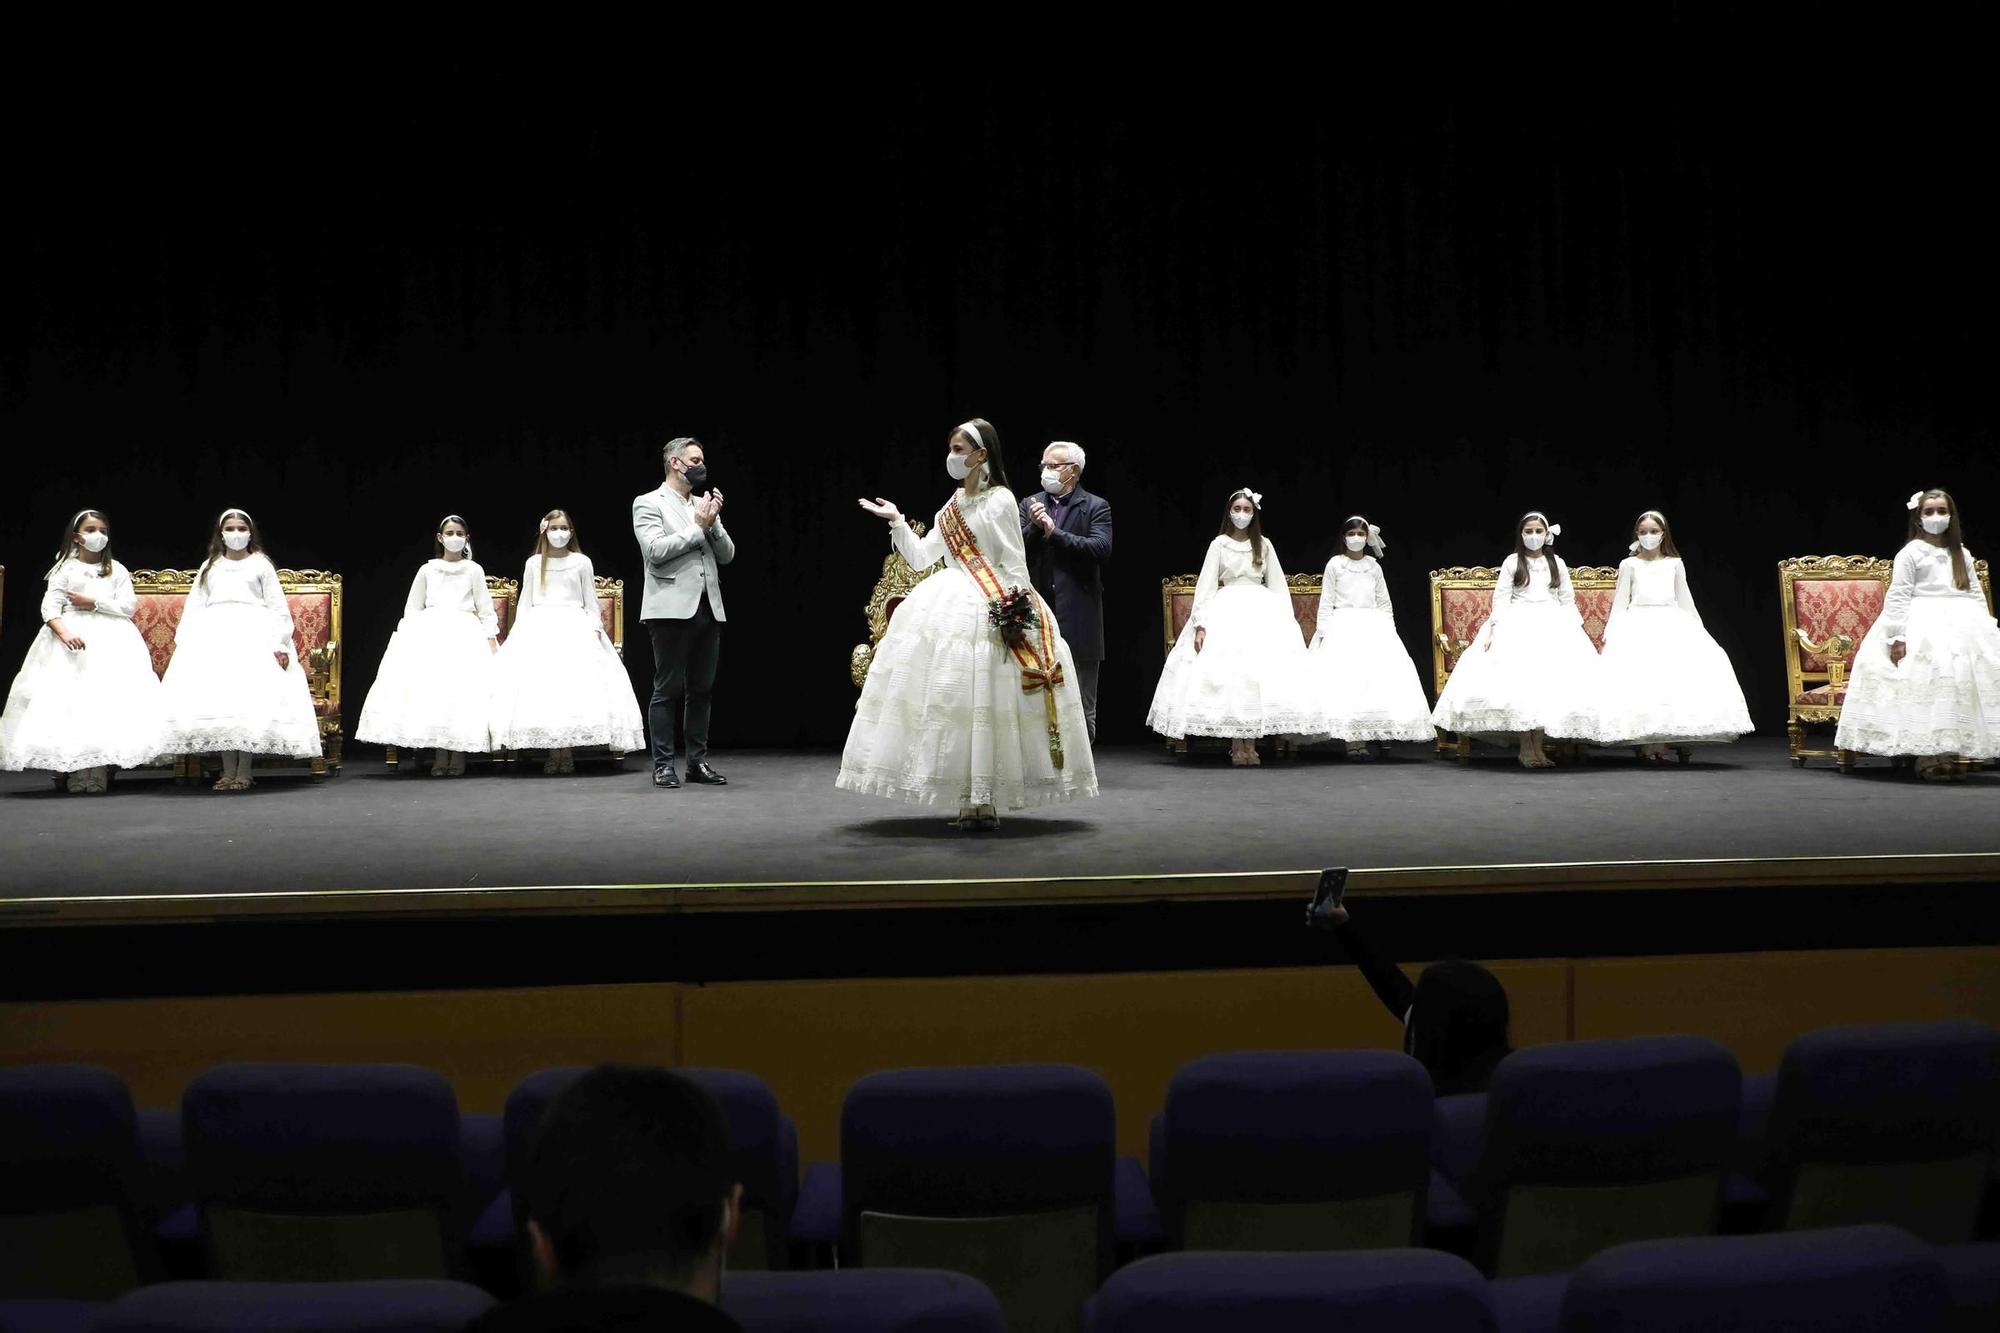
xmin=1908 ymin=491 xmax=1925 ymax=510
xmin=1628 ymin=541 xmax=1641 ymax=554
xmin=1236 ymin=488 xmax=1263 ymax=509
xmin=539 ymin=518 xmax=550 ymax=533
xmin=1546 ymin=522 xmax=1562 ymax=542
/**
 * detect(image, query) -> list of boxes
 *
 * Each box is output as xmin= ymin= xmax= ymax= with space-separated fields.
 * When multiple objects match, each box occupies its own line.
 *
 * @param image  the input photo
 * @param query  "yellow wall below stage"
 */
xmin=3 ymin=946 xmax=1996 ymax=1163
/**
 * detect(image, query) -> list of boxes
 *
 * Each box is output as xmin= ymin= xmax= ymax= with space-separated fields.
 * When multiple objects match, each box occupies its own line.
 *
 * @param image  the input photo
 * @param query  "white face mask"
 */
xmin=79 ymin=531 xmax=109 ymax=553
xmin=946 ymin=452 xmax=977 ymax=481
xmin=1344 ymin=534 xmax=1368 ymax=552
xmin=440 ymin=535 xmax=467 ymax=554
xmin=1636 ymin=532 xmax=1663 ymax=551
xmin=546 ymin=529 xmax=572 ymax=549
xmin=1521 ymin=532 xmax=1547 ymax=551
xmin=1922 ymin=514 xmax=1951 ymax=535
xmin=222 ymin=530 xmax=252 ymax=552
xmin=1230 ymin=511 xmax=1254 ymax=531
xmin=1040 ymin=468 xmax=1066 ymax=494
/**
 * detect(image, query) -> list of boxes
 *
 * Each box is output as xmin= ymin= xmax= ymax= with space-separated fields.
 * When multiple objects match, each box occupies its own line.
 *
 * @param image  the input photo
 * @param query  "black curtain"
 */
xmin=4 ymin=33 xmax=1994 ymax=749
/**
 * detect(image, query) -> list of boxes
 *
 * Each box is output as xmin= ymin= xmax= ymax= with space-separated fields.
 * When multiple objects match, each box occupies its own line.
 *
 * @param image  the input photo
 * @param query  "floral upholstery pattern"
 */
xmin=597 ymin=594 xmax=619 ymax=645
xmin=287 ymin=593 xmax=333 ymax=660
xmin=1437 ymin=585 xmax=1493 ymax=652
xmin=133 ymin=594 xmax=188 ymax=678
xmin=1287 ymin=592 xmax=1319 ymax=643
xmin=489 ymin=590 xmax=515 ymax=644
xmin=1574 ymin=587 xmax=1614 ymax=651
xmin=1791 ymin=576 xmax=1886 ymax=671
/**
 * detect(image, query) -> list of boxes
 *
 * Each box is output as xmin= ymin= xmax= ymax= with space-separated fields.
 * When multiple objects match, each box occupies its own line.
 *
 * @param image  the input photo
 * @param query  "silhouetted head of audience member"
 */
xmin=1408 ymin=961 xmax=1513 ymax=1095
xmin=518 ymin=1065 xmax=741 ymax=1301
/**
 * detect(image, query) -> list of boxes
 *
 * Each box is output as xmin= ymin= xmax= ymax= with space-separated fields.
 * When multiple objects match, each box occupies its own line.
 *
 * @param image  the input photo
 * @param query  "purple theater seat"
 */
xmin=723 ymin=1269 xmax=1006 ymax=1332
xmin=90 ymin=1280 xmax=494 ymax=1333
xmin=0 ymin=1065 xmax=154 ymax=1297
xmin=842 ymin=1064 xmax=1116 ymax=1332
xmin=1086 ymin=1250 xmax=1496 ymax=1333
xmin=1762 ymin=1022 xmax=2000 ymax=1242
xmin=0 ymin=1301 xmax=100 ymax=1333
xmin=1151 ymin=1050 xmax=1433 ymax=1250
xmin=484 ymin=1066 xmax=798 ymax=1270
xmin=1556 ymin=1226 xmax=1951 ymax=1333
xmin=1469 ymin=1036 xmax=1741 ymax=1277
xmin=1937 ymin=1242 xmax=2000 ymax=1333
xmin=182 ymin=1063 xmax=464 ymax=1280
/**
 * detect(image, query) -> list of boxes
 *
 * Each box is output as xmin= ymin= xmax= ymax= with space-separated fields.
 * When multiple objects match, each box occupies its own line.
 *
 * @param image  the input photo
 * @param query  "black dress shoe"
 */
xmin=686 ymin=762 xmax=727 ymax=785
xmin=653 ymin=765 xmax=680 ymax=789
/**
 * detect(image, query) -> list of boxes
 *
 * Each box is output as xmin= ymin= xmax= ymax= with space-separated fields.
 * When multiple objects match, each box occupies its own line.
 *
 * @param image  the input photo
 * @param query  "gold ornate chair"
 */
xmin=1156 ymin=570 xmax=1325 ymax=755
xmin=130 ymin=568 xmax=343 ymax=782
xmin=382 ymin=573 xmax=519 ymax=771
xmin=1428 ymin=563 xmax=1620 ymax=762
xmin=851 ymin=521 xmax=945 ymax=686
xmin=1779 ymin=554 xmax=1994 ymax=770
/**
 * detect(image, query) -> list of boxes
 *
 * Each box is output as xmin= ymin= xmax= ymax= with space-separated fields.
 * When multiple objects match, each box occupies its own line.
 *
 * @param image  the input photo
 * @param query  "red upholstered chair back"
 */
xmin=1573 ymin=585 xmax=1616 ymax=651
xmin=1159 ymin=574 xmax=1322 ymax=657
xmin=1790 ymin=570 xmax=1888 ymax=673
xmin=1428 ymin=564 xmax=1620 ymax=699
xmin=131 ymin=582 xmax=190 ymax=679
xmin=487 ymin=577 xmax=518 ymax=645
xmin=595 ymin=578 xmax=624 ymax=657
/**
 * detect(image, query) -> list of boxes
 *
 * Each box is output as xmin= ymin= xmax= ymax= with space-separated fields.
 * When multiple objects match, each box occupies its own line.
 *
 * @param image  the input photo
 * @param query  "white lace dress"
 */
xmin=837 ymin=485 xmax=1099 ymax=810
xmin=1430 ymin=553 xmax=1605 ymax=741
xmin=357 ymin=559 xmax=501 ymax=752
xmin=1305 ymin=554 xmax=1436 ymax=743
xmin=1146 ymin=535 xmax=1325 ymax=740
xmin=1593 ymin=556 xmax=1752 ymax=745
xmin=0 ymin=558 xmax=169 ymax=772
xmin=159 ymin=554 xmax=323 ymax=758
xmin=488 ymin=553 xmax=645 ymax=753
xmin=1836 ymin=541 xmax=2000 ymax=758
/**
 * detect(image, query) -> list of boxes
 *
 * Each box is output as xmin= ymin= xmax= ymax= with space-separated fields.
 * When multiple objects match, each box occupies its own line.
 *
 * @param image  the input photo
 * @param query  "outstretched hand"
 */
xmin=858 ymin=497 xmax=903 ymax=523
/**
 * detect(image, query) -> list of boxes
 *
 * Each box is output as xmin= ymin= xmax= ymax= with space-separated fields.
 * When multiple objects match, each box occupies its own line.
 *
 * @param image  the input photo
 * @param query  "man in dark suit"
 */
xmin=1020 ymin=440 xmax=1113 ymax=741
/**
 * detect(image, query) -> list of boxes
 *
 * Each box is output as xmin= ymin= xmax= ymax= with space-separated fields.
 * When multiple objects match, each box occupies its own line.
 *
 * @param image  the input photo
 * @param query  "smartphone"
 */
xmin=1305 ymin=866 xmax=1348 ymax=928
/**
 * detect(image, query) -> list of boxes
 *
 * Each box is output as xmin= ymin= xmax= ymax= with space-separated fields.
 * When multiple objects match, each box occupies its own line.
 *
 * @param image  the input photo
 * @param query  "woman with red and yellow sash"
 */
xmin=843 ymin=418 xmax=1099 ymax=829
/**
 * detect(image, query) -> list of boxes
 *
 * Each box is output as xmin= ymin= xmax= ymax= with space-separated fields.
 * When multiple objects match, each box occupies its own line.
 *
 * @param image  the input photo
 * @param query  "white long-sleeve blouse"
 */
xmin=518 ymin=553 xmax=602 ymax=619
xmin=891 ymin=485 xmax=1036 ymax=589
xmin=1191 ymin=535 xmax=1288 ymax=629
xmin=1481 ymin=553 xmax=1576 ymax=639
xmin=402 ymin=558 xmax=501 ymax=636
xmin=1880 ymin=540 xmax=1987 ymax=643
xmin=41 ymin=557 xmax=138 ymax=622
xmin=1605 ymin=555 xmax=1700 ymax=640
xmin=181 ymin=553 xmax=295 ymax=655
xmin=1315 ymin=553 xmax=1393 ymax=638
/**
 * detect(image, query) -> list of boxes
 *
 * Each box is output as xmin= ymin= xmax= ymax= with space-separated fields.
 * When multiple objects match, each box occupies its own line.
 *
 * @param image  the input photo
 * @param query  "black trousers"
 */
xmin=646 ymin=601 xmax=721 ymax=769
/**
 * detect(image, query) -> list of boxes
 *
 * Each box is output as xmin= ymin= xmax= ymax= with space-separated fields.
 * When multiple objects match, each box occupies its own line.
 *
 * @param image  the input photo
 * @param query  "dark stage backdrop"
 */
xmin=4 ymin=41 xmax=1995 ymax=750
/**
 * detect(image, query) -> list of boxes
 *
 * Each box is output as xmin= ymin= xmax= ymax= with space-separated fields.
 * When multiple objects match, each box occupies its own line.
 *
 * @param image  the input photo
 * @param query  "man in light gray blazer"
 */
xmin=632 ymin=437 xmax=734 ymax=788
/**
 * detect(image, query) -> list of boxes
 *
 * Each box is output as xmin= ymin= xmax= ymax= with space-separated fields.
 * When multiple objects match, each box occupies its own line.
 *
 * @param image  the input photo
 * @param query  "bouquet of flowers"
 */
xmin=987 ymin=587 xmax=1040 ymax=649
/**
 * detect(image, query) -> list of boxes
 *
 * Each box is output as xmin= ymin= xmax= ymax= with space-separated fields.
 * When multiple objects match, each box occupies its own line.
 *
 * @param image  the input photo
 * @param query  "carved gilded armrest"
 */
xmin=1795 ymin=629 xmax=1856 ymax=690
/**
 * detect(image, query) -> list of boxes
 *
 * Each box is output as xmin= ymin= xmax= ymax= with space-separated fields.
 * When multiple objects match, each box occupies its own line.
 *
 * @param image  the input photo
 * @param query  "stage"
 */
xmin=1 ymin=736 xmax=1994 ymax=913
xmin=2 ymin=736 xmax=1998 ymax=1004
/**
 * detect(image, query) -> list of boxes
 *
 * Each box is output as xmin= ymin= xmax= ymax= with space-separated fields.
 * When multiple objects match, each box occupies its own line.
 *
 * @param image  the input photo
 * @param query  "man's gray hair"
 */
xmin=663 ymin=436 xmax=700 ymax=469
xmin=1046 ymin=440 xmax=1086 ymax=470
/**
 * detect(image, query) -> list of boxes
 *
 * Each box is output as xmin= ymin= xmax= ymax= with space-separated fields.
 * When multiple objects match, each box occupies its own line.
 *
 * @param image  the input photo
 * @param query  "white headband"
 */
xmin=1234 ymin=488 xmax=1263 ymax=510
xmin=955 ymin=421 xmax=986 ymax=452
xmin=219 ymin=508 xmax=249 ymax=524
xmin=1344 ymin=516 xmax=1385 ymax=556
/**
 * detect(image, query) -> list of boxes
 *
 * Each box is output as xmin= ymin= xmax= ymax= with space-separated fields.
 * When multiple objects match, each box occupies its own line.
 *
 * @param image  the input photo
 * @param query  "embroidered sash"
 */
xmin=939 ymin=498 xmax=1067 ymax=770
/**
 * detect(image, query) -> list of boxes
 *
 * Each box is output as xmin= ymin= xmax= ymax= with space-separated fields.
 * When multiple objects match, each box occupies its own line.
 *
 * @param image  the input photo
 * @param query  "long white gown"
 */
xmin=1594 ymin=555 xmax=1752 ymax=746
xmin=837 ymin=485 xmax=1099 ymax=810
xmin=1836 ymin=540 xmax=2000 ymax=758
xmin=488 ymin=553 xmax=645 ymax=753
xmin=0 ymin=557 xmax=169 ymax=772
xmin=1305 ymin=554 xmax=1436 ymax=744
xmin=357 ymin=558 xmax=502 ymax=752
xmin=1146 ymin=535 xmax=1325 ymax=740
xmin=160 ymin=554 xmax=323 ymax=758
xmin=1430 ymin=552 xmax=1604 ymax=741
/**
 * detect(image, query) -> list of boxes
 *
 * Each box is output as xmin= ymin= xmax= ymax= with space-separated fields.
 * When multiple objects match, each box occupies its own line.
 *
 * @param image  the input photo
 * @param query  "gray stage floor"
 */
xmin=1 ymin=738 xmax=1995 ymax=903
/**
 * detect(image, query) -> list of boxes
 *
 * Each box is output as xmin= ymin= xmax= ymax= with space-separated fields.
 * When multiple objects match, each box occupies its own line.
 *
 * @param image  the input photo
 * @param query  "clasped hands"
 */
xmin=694 ymin=489 xmax=726 ymax=528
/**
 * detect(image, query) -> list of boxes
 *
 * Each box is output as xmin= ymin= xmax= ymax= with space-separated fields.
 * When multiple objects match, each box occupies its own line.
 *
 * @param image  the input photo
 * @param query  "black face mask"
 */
xmin=681 ymin=463 xmax=710 ymax=493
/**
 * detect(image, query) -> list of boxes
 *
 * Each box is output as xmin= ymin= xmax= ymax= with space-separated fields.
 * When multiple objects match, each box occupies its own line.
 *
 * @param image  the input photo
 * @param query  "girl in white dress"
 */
xmin=1306 ymin=516 xmax=1435 ymax=758
xmin=1836 ymin=488 xmax=2000 ymax=779
xmin=1596 ymin=510 xmax=1753 ymax=761
xmin=356 ymin=515 xmax=501 ymax=776
xmin=1430 ymin=510 xmax=1603 ymax=769
xmin=160 ymin=509 xmax=322 ymax=791
xmin=1146 ymin=489 xmax=1325 ymax=765
xmin=487 ymin=510 xmax=645 ymax=774
xmin=842 ymin=418 xmax=1098 ymax=829
xmin=0 ymin=509 xmax=168 ymax=792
